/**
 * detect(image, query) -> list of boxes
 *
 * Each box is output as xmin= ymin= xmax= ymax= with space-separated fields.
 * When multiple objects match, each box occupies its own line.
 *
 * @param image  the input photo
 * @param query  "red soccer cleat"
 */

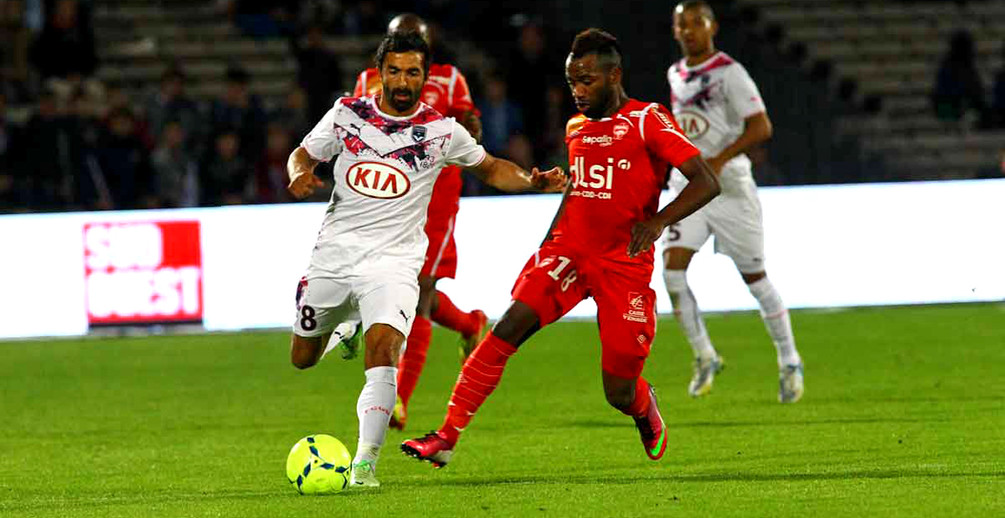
xmin=633 ymin=385 xmax=667 ymax=460
xmin=401 ymin=431 xmax=455 ymax=468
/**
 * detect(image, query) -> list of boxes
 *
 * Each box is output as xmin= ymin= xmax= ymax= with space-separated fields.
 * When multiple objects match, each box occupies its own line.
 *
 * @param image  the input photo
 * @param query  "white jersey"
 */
xmin=667 ymin=51 xmax=766 ymax=192
xmin=300 ymin=95 xmax=486 ymax=276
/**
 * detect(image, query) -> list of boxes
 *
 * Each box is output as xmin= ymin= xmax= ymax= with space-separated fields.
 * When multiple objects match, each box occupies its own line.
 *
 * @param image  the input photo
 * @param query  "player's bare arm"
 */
xmin=460 ymin=110 xmax=483 ymax=142
xmin=468 ymin=153 xmax=567 ymax=193
xmin=707 ymin=111 xmax=772 ymax=174
xmin=541 ymin=182 xmax=574 ymax=245
xmin=628 ymin=155 xmax=719 ymax=257
xmin=287 ymin=146 xmax=327 ymax=199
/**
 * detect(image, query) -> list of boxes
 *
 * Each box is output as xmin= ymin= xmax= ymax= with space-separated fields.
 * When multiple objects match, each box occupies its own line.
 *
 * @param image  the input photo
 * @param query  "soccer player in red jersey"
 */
xmin=402 ymin=28 xmax=720 ymax=466
xmin=352 ymin=14 xmax=488 ymax=431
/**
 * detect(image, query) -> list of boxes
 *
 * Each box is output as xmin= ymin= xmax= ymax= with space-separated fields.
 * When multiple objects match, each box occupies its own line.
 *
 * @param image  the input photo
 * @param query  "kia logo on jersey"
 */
xmin=346 ymin=162 xmax=411 ymax=199
xmin=613 ymin=122 xmax=630 ymax=140
xmin=675 ymin=110 xmax=710 ymax=139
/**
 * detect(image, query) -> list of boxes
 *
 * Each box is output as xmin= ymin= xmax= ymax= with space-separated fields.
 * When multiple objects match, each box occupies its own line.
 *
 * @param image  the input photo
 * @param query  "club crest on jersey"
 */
xmin=411 ymin=125 xmax=427 ymax=142
xmin=346 ymin=161 xmax=411 ymax=199
xmin=675 ymin=110 xmax=710 ymax=139
xmin=613 ymin=122 xmax=630 ymax=140
xmin=423 ymin=91 xmax=440 ymax=106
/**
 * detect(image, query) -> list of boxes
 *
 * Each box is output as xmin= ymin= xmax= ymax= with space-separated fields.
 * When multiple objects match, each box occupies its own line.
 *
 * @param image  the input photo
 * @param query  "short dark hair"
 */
xmin=676 ymin=0 xmax=716 ymax=22
xmin=569 ymin=28 xmax=622 ymax=70
xmin=375 ymin=31 xmax=431 ymax=76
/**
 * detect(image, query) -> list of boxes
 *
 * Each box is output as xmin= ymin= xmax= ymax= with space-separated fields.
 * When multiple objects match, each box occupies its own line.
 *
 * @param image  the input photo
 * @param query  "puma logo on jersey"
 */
xmin=346 ymin=161 xmax=411 ymax=199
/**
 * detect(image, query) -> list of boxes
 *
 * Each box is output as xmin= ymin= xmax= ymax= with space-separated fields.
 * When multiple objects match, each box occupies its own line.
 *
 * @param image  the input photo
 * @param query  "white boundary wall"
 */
xmin=1 ymin=179 xmax=1002 ymax=339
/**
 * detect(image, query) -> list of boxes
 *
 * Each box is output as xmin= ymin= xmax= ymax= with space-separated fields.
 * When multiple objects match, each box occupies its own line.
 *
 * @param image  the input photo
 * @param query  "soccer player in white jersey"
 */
xmin=661 ymin=1 xmax=804 ymax=402
xmin=285 ymin=31 xmax=566 ymax=488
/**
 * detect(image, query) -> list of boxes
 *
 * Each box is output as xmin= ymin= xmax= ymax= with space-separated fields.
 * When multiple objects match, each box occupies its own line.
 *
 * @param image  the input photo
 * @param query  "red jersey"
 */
xmin=553 ymin=99 xmax=700 ymax=270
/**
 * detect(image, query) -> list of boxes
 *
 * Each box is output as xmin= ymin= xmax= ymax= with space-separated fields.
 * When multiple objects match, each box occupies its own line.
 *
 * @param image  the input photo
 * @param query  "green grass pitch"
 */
xmin=1 ymin=304 xmax=1002 ymax=517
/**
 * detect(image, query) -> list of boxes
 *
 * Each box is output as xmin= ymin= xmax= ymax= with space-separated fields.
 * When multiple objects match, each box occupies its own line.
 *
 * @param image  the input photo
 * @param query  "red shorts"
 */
xmin=421 ymin=166 xmax=462 ymax=279
xmin=510 ymin=241 xmax=657 ymax=379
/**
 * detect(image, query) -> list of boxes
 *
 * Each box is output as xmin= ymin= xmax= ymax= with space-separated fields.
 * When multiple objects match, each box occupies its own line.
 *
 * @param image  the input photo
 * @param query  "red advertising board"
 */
xmin=84 ymin=221 xmax=204 ymax=325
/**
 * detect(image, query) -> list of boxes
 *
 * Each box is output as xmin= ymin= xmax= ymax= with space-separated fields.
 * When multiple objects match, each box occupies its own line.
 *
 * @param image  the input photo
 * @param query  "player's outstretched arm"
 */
xmin=287 ymin=147 xmax=326 ymax=199
xmin=468 ymin=153 xmax=567 ymax=193
xmin=627 ymin=155 xmax=720 ymax=257
xmin=460 ymin=110 xmax=483 ymax=143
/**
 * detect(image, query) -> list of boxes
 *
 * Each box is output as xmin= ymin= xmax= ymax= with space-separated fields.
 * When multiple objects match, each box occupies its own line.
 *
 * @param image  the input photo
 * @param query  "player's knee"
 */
xmin=364 ymin=324 xmax=405 ymax=368
xmin=741 ymin=270 xmax=766 ymax=285
xmin=663 ymin=269 xmax=688 ymax=294
xmin=491 ymin=302 xmax=539 ymax=346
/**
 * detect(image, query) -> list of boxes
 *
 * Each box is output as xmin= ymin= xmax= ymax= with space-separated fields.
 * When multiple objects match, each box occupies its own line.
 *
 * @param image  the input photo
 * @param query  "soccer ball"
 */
xmin=286 ymin=434 xmax=353 ymax=495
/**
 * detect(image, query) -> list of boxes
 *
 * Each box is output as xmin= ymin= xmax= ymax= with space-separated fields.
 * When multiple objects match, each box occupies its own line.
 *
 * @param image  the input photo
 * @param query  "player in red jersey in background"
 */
xmin=402 ymin=28 xmax=720 ymax=467
xmin=352 ymin=14 xmax=488 ymax=431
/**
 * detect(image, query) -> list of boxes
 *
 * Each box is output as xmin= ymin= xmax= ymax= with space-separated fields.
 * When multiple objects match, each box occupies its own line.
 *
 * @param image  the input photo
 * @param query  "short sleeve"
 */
xmin=445 ymin=121 xmax=487 ymax=168
xmin=724 ymin=64 xmax=766 ymax=119
xmin=300 ymin=102 xmax=343 ymax=162
xmin=642 ymin=104 xmax=701 ymax=167
xmin=351 ymin=71 xmax=366 ymax=97
xmin=446 ymin=67 xmax=478 ymax=118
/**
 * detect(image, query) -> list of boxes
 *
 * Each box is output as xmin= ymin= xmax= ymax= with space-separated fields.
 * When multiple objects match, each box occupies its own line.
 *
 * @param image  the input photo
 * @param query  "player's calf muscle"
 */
xmin=602 ymin=375 xmax=636 ymax=410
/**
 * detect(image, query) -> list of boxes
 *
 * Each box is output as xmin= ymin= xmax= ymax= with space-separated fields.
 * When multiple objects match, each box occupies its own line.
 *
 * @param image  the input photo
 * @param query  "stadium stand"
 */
xmin=739 ymin=0 xmax=1005 ymax=180
xmin=92 ymin=2 xmax=376 ymax=108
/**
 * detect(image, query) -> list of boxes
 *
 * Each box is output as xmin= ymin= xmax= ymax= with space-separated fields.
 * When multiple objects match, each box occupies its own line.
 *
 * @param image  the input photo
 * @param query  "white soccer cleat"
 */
xmin=778 ymin=363 xmax=804 ymax=403
xmin=349 ymin=460 xmax=380 ymax=488
xmin=688 ymin=355 xmax=724 ymax=397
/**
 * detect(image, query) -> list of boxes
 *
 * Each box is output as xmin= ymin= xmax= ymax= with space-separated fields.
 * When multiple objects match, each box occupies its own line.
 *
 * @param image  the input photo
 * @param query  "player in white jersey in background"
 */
xmin=285 ymin=31 xmax=566 ymax=488
xmin=661 ymin=0 xmax=804 ymax=402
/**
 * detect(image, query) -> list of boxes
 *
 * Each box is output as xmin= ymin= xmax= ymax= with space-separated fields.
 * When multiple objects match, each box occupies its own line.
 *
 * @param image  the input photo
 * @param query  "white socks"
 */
xmin=747 ymin=277 xmax=801 ymax=367
xmin=353 ymin=366 xmax=397 ymax=465
xmin=663 ymin=269 xmax=717 ymax=360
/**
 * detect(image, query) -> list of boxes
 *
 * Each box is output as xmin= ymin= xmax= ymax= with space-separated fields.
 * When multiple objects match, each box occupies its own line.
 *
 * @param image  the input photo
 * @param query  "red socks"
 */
xmin=397 ymin=316 xmax=432 ymax=409
xmin=432 ymin=290 xmax=480 ymax=337
xmin=623 ymin=376 xmax=652 ymax=418
xmin=439 ymin=332 xmax=518 ymax=444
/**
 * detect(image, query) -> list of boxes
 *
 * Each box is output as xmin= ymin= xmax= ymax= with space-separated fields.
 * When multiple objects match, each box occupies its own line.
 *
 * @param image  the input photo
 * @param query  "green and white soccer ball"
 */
xmin=286 ymin=434 xmax=353 ymax=495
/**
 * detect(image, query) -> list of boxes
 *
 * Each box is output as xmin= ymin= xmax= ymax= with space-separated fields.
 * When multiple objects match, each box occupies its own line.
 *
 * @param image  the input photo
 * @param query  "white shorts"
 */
xmin=293 ymin=262 xmax=419 ymax=339
xmin=661 ymin=180 xmax=766 ymax=273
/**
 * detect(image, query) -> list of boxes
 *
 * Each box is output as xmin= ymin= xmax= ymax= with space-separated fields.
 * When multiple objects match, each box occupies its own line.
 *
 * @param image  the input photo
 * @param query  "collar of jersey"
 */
xmin=369 ymin=95 xmax=427 ymax=121
xmin=681 ymin=51 xmax=722 ymax=71
xmin=583 ymin=100 xmax=636 ymax=123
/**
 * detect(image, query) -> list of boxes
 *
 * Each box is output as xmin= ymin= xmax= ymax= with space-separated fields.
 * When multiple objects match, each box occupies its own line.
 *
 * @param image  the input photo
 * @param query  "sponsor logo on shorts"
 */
xmin=623 ymin=291 xmax=649 ymax=323
xmin=296 ymin=276 xmax=308 ymax=309
xmin=346 ymin=161 xmax=411 ymax=199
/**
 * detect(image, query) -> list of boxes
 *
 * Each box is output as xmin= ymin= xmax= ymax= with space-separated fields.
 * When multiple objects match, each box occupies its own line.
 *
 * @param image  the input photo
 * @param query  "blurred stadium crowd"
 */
xmin=0 ymin=0 xmax=1003 ymax=213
